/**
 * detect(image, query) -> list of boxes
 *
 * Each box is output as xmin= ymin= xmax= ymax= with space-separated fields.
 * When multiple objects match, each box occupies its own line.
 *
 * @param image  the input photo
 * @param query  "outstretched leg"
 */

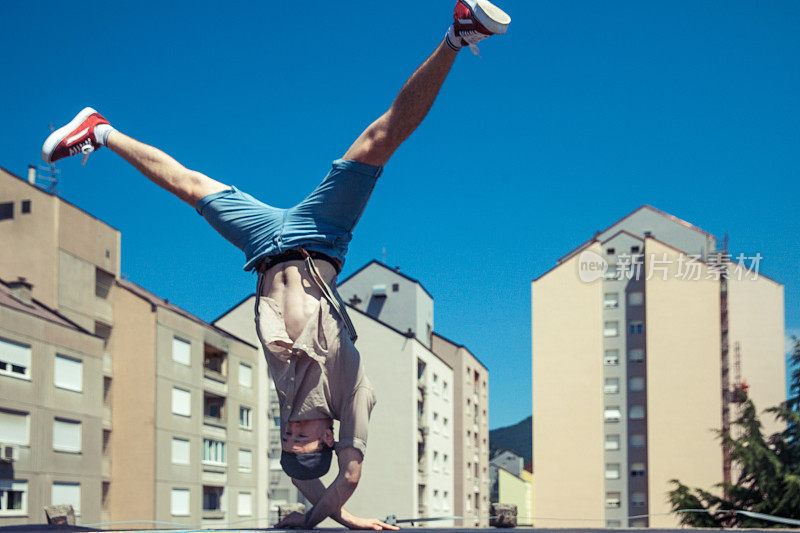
xmin=105 ymin=131 xmax=229 ymax=207
xmin=343 ymin=0 xmax=510 ymax=167
xmin=342 ymin=40 xmax=458 ymax=167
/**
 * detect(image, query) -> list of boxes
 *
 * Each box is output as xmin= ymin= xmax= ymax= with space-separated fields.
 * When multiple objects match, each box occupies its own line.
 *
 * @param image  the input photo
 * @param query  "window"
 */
xmin=239 ymin=406 xmax=253 ymax=430
xmin=605 ymin=434 xmax=620 ymax=450
xmin=442 ymin=381 xmax=448 ymax=400
xmin=203 ymin=344 xmax=227 ymax=377
xmin=172 ymin=438 xmax=190 ymax=465
xmin=606 ymin=248 xmax=615 ymax=255
xmin=630 ymin=434 xmax=646 ymax=448
xmin=203 ymin=439 xmax=226 ymax=465
xmin=239 ymin=363 xmax=252 ymax=388
xmin=172 ymin=387 xmax=191 ymax=417
xmin=604 ymin=269 xmax=618 ymax=280
xmin=631 ymin=462 xmax=646 ymax=477
xmin=628 ymin=291 xmax=643 ymax=306
xmin=270 ymin=472 xmax=281 ymax=484
xmin=51 ymin=482 xmax=80 ymax=515
xmin=630 ymin=377 xmax=645 ymax=391
xmin=21 ymin=201 xmax=31 ymax=214
xmin=0 ymin=480 xmax=27 ymax=515
xmin=604 ymin=378 xmax=619 ymax=394
xmin=631 ymin=245 xmax=640 ymax=253
xmin=443 ymin=454 xmax=449 ymax=473
xmin=203 ymin=486 xmax=224 ymax=511
xmin=607 ymin=520 xmax=622 ymax=527
xmin=171 ymin=488 xmax=190 ymax=516
xmin=605 ymin=463 xmax=620 ymax=479
xmin=443 ymin=417 xmax=449 ymax=436
xmin=432 ymin=374 xmax=439 ymax=394
xmin=54 ymin=355 xmax=83 ymax=392
xmin=605 ymin=492 xmax=621 ymax=508
xmin=172 ymin=337 xmax=191 ymax=366
xmin=433 ymin=489 xmax=439 ymax=510
xmin=604 ymin=407 xmax=621 ymax=423
xmin=237 ymin=492 xmax=252 ymax=516
xmin=603 ymin=321 xmax=619 ymax=337
xmin=0 ymin=409 xmax=29 ymax=445
xmin=443 ymin=491 xmax=450 ymax=511
xmin=392 ymin=283 xmax=399 ymax=292
xmin=630 ymin=405 xmax=645 ymax=419
xmin=0 ymin=338 xmax=31 ymax=379
xmin=433 ymin=451 xmax=439 ymax=472
xmin=53 ymin=419 xmax=81 ymax=452
xmin=94 ymin=268 xmax=114 ymax=299
xmin=604 ymin=350 xmax=619 ymax=366
xmin=629 ymin=321 xmax=644 ymax=335
xmin=631 ymin=491 xmax=647 ymax=506
xmin=271 ymin=488 xmax=289 ymax=502
xmin=103 ymin=377 xmax=112 ymax=406
xmin=432 ymin=412 xmax=439 ymax=432
xmin=0 ymin=202 xmax=13 ymax=221
xmin=238 ymin=449 xmax=253 ymax=472
xmin=629 ymin=348 xmax=645 ymax=362
xmin=204 ymin=393 xmax=225 ymax=422
xmin=604 ymin=292 xmax=619 ymax=308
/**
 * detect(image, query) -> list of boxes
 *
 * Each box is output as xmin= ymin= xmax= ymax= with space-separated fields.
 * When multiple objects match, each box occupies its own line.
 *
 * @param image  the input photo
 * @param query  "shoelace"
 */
xmin=460 ymin=30 xmax=490 ymax=56
xmin=80 ymin=143 xmax=94 ymax=165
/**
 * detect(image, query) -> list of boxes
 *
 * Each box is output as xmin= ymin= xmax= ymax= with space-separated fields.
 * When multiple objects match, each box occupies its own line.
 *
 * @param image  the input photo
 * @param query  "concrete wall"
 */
xmin=727 ymin=271 xmax=786 ymax=436
xmin=0 ymin=169 xmax=59 ymax=308
xmin=0 ymin=302 xmax=104 ymax=526
xmin=532 ymin=242 xmax=604 ymax=527
xmin=644 ymin=238 xmax=722 ymax=527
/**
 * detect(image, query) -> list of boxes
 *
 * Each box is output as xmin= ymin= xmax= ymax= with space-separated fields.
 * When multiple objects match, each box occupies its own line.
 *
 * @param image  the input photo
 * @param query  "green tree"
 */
xmin=667 ymin=336 xmax=800 ymax=527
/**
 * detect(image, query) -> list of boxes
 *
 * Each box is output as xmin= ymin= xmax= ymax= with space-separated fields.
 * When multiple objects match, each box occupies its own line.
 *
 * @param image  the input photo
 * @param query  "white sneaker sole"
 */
xmin=464 ymin=0 xmax=511 ymax=35
xmin=41 ymin=107 xmax=98 ymax=164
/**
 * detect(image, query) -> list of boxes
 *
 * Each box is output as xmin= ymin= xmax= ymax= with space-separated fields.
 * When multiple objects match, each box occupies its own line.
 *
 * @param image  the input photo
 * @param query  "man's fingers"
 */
xmin=375 ymin=521 xmax=400 ymax=530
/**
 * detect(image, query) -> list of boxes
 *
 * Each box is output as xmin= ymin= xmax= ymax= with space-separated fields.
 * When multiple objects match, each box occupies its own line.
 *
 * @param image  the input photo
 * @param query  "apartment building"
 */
xmin=531 ymin=205 xmax=785 ymax=528
xmin=1 ymin=165 xmax=265 ymax=526
xmin=215 ymin=261 xmax=477 ymax=526
xmin=0 ymin=278 xmax=105 ymax=525
xmin=431 ymin=333 xmax=490 ymax=527
xmin=339 ymin=261 xmax=488 ymax=525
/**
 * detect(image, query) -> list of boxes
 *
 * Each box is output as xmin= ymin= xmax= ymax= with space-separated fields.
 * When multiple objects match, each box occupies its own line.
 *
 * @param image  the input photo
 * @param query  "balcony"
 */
xmin=204 ymin=344 xmax=228 ymax=383
xmin=204 ymin=392 xmax=226 ymax=428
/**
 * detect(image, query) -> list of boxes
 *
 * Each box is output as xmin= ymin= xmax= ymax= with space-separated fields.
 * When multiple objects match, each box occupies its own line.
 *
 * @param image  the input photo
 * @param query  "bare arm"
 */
xmin=291 ymin=477 xmax=355 ymax=528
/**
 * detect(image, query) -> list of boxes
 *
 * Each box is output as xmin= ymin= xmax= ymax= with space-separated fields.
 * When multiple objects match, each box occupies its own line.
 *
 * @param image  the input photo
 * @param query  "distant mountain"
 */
xmin=489 ymin=415 xmax=532 ymax=462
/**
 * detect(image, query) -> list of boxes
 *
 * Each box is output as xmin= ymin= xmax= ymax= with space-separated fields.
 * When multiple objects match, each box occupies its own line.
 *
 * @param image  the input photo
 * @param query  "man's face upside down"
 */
xmin=282 ymin=418 xmax=335 ymax=454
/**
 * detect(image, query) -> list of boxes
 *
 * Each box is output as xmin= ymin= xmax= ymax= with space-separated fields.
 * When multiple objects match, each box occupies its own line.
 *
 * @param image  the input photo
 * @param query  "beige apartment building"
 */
xmin=0 ymin=278 xmax=105 ymax=525
xmin=531 ymin=205 xmax=785 ymax=528
xmin=431 ymin=333 xmax=490 ymax=527
xmin=0 ymin=166 xmax=264 ymax=526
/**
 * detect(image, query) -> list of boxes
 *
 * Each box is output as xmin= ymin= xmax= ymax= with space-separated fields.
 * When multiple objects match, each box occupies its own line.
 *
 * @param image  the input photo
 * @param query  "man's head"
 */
xmin=280 ymin=418 xmax=335 ymax=480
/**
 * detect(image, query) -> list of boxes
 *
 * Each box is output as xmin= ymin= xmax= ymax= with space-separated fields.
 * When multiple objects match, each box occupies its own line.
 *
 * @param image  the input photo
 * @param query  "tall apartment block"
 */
xmin=531 ymin=205 xmax=785 ymax=528
xmin=0 ymin=166 xmax=264 ymax=526
xmin=339 ymin=261 xmax=489 ymax=526
xmin=431 ymin=333 xmax=489 ymax=527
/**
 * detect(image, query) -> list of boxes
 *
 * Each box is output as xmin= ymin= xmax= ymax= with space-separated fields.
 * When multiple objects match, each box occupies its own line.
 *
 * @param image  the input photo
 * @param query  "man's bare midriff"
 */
xmin=261 ymin=259 xmax=338 ymax=342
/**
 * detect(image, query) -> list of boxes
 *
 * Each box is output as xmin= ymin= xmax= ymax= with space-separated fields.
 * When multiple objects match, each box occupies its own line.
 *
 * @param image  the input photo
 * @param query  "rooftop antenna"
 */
xmin=382 ymin=246 xmax=388 ymax=264
xmin=34 ymin=123 xmax=61 ymax=195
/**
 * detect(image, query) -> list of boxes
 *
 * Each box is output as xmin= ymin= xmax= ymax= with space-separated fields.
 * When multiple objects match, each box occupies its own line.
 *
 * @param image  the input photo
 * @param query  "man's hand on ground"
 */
xmin=275 ymin=511 xmax=307 ymax=529
xmin=345 ymin=515 xmax=400 ymax=530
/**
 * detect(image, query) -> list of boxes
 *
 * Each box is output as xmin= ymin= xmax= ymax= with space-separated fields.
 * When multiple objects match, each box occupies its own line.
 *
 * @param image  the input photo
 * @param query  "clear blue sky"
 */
xmin=2 ymin=1 xmax=798 ymax=429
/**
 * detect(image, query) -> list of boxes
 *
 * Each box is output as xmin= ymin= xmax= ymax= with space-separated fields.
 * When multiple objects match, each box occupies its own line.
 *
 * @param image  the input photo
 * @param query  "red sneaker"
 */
xmin=41 ymin=107 xmax=109 ymax=165
xmin=447 ymin=0 xmax=510 ymax=55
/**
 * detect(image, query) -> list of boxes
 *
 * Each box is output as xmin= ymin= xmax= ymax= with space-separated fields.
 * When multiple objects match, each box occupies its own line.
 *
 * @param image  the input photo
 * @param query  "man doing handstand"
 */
xmin=41 ymin=1 xmax=509 ymax=529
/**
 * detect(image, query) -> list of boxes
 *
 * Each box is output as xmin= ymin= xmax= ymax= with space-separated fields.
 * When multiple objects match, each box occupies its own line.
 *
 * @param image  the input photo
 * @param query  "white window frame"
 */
xmin=604 ymin=350 xmax=619 ymax=366
xmin=171 ymin=488 xmax=190 ymax=516
xmin=605 ymin=492 xmax=621 ymax=508
xmin=203 ymin=438 xmax=226 ymax=466
xmin=604 ymin=407 xmax=621 ymax=423
xmin=0 ymin=338 xmax=31 ymax=380
xmin=239 ymin=406 xmax=253 ymax=430
xmin=603 ymin=292 xmax=619 ymax=308
xmin=51 ymin=482 xmax=81 ymax=516
xmin=0 ymin=409 xmax=30 ymax=445
xmin=604 ymin=378 xmax=620 ymax=394
xmin=605 ymin=434 xmax=620 ymax=450
xmin=605 ymin=463 xmax=620 ymax=479
xmin=238 ymin=448 xmax=253 ymax=473
xmin=238 ymin=362 xmax=252 ymax=389
xmin=53 ymin=419 xmax=82 ymax=453
xmin=603 ymin=321 xmax=619 ymax=337
xmin=0 ymin=480 xmax=28 ymax=516
xmin=54 ymin=354 xmax=83 ymax=392
xmin=171 ymin=437 xmax=190 ymax=465
xmin=237 ymin=491 xmax=252 ymax=516
xmin=172 ymin=337 xmax=192 ymax=366
xmin=172 ymin=387 xmax=191 ymax=417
